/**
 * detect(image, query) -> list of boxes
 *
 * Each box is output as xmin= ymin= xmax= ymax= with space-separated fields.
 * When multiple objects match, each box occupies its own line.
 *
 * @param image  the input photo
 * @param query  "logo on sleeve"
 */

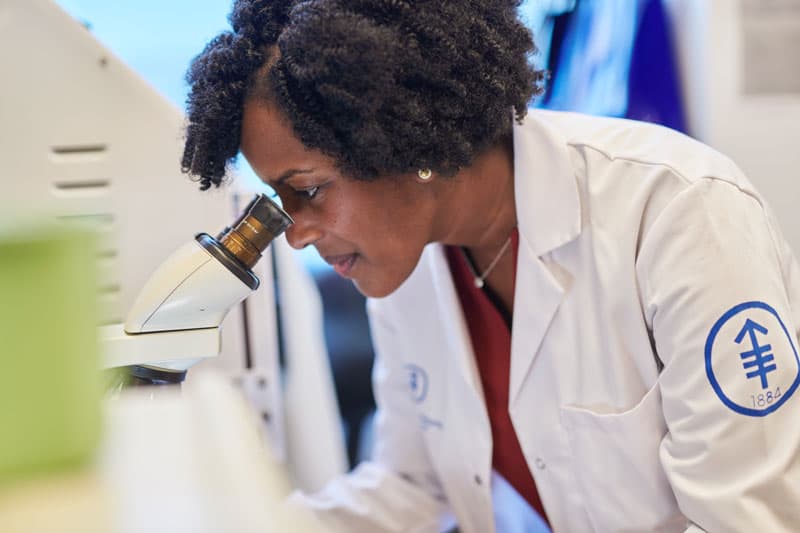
xmin=705 ymin=301 xmax=800 ymax=416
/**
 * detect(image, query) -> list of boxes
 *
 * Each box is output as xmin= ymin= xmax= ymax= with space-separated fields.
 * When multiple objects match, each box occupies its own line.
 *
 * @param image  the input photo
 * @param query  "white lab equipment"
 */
xmin=0 ymin=370 xmax=319 ymax=533
xmin=0 ymin=0 xmax=347 ymax=507
xmin=101 ymin=194 xmax=292 ymax=380
xmin=101 ymin=372 xmax=318 ymax=533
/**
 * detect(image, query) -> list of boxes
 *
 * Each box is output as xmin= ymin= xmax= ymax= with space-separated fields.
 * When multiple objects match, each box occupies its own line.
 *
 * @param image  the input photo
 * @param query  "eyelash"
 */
xmin=270 ymin=186 xmax=320 ymax=201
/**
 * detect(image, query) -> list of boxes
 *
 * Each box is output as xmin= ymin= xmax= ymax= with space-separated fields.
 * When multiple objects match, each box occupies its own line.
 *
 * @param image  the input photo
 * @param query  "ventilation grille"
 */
xmin=49 ymin=143 xmax=108 ymax=161
xmin=53 ymin=178 xmax=110 ymax=191
xmin=56 ymin=212 xmax=122 ymax=324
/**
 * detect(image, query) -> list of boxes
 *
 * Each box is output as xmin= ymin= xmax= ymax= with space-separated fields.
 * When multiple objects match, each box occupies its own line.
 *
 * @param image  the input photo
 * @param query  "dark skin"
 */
xmin=240 ymin=99 xmax=519 ymax=316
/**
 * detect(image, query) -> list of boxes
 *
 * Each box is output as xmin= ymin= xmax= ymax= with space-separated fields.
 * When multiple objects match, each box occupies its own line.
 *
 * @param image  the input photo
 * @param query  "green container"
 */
xmin=0 ymin=224 xmax=101 ymax=484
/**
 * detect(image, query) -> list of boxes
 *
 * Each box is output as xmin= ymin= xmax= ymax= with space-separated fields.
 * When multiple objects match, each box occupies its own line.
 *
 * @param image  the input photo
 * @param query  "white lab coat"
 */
xmin=294 ymin=110 xmax=800 ymax=532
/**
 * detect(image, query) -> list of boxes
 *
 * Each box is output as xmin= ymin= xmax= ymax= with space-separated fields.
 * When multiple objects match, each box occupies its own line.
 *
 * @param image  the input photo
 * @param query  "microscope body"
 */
xmin=101 ymin=195 xmax=292 ymax=380
xmin=126 ymin=236 xmax=255 ymax=333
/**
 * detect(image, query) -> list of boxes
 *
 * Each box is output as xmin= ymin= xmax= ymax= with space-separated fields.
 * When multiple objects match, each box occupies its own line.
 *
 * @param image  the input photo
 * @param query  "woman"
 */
xmin=181 ymin=1 xmax=800 ymax=531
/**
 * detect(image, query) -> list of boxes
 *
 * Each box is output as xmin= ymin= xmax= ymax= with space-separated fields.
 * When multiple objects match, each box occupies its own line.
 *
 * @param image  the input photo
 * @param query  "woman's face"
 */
xmin=240 ymin=101 xmax=437 ymax=298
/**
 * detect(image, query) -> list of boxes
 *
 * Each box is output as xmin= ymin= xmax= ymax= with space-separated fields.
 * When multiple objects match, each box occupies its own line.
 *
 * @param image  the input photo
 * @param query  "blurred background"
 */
xmin=1 ymin=0 xmax=798 ymax=530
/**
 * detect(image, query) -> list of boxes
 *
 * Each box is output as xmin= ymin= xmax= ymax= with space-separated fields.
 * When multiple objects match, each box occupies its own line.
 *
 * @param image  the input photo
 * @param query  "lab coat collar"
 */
xmin=428 ymin=247 xmax=487 ymax=403
xmin=508 ymin=111 xmax=582 ymax=406
xmin=420 ymin=111 xmax=582 ymax=407
xmin=427 ymin=247 xmax=495 ymax=530
xmin=417 ymin=111 xmax=581 ymax=432
xmin=513 ymin=110 xmax=582 ymax=257
xmin=420 ymin=109 xmax=585 ymax=433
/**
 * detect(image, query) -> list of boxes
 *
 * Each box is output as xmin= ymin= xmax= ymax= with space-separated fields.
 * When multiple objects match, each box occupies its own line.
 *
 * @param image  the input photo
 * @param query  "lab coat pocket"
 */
xmin=559 ymin=384 xmax=686 ymax=533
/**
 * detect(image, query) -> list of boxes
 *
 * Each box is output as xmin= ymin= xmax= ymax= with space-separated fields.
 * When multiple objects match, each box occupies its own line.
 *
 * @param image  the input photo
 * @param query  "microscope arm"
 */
xmin=100 ymin=323 xmax=219 ymax=371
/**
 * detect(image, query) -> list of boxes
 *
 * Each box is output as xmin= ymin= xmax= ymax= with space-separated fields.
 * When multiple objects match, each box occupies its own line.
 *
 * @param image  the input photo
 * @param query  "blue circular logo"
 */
xmin=405 ymin=364 xmax=428 ymax=404
xmin=705 ymin=301 xmax=800 ymax=416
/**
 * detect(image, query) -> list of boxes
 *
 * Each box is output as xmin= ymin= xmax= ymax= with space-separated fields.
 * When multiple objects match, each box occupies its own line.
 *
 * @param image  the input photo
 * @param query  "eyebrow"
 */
xmin=272 ymin=168 xmax=315 ymax=186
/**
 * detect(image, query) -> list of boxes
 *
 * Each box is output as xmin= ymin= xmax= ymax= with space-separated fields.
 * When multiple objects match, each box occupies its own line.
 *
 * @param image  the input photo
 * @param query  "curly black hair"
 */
xmin=182 ymin=0 xmax=545 ymax=190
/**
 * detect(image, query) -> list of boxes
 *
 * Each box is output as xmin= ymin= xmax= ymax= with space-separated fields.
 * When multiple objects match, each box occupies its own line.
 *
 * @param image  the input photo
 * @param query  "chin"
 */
xmin=351 ymin=258 xmax=421 ymax=299
xmin=352 ymin=277 xmax=401 ymax=299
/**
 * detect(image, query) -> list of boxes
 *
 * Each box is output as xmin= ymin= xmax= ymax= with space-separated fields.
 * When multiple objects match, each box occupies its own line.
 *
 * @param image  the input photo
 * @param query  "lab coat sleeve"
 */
xmin=636 ymin=177 xmax=800 ymax=532
xmin=287 ymin=301 xmax=448 ymax=532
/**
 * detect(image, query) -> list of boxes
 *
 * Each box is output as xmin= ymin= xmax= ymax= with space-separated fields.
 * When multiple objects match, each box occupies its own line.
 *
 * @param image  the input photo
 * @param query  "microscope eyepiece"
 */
xmin=215 ymin=194 xmax=293 ymax=269
xmin=244 ymin=194 xmax=295 ymax=237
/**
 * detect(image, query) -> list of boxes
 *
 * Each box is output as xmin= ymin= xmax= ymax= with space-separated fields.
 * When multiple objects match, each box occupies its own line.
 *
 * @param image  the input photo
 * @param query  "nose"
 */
xmin=284 ymin=215 xmax=323 ymax=250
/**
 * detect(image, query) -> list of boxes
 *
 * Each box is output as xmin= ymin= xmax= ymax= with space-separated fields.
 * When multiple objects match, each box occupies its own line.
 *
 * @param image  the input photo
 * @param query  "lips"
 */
xmin=324 ymin=253 xmax=358 ymax=277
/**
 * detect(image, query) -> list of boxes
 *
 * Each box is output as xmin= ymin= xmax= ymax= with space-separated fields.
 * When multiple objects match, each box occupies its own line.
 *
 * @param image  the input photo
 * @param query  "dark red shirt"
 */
xmin=445 ymin=230 xmax=549 ymax=524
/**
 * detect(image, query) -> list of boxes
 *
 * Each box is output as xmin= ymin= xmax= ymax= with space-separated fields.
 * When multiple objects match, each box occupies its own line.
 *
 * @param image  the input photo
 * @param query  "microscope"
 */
xmin=100 ymin=194 xmax=292 ymax=385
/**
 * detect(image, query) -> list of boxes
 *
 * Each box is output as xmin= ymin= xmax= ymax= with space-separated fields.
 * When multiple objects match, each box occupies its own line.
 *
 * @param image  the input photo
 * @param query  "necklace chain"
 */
xmin=460 ymin=233 xmax=513 ymax=289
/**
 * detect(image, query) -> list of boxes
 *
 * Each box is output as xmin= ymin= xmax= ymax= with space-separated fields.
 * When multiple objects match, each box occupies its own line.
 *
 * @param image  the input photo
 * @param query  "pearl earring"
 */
xmin=417 ymin=168 xmax=432 ymax=181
